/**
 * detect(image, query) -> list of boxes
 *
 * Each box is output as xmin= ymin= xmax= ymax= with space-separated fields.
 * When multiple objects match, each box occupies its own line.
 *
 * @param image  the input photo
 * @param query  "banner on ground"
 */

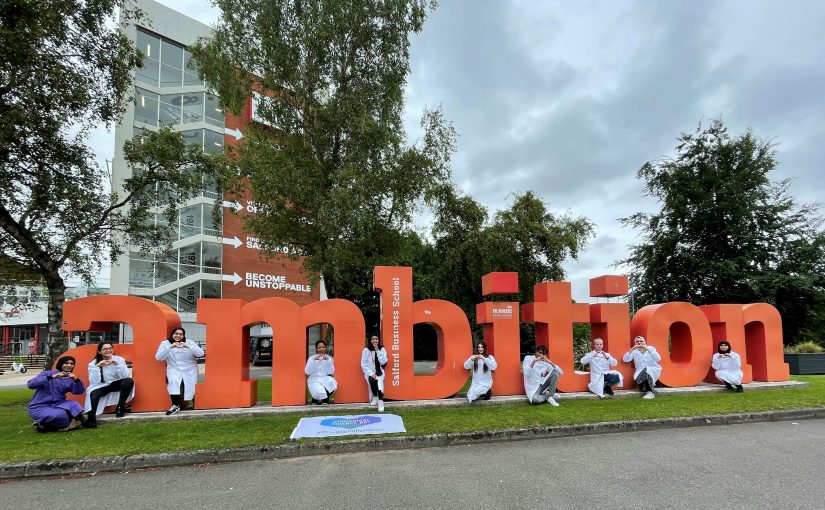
xmin=290 ymin=414 xmax=406 ymax=439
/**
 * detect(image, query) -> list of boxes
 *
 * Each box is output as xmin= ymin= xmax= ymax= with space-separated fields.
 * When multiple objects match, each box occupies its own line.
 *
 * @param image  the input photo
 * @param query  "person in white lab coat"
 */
xmin=464 ymin=340 xmax=497 ymax=402
xmin=361 ymin=334 xmax=388 ymax=412
xmin=581 ymin=338 xmax=623 ymax=398
xmin=622 ymin=336 xmax=662 ymax=400
xmin=712 ymin=340 xmax=744 ymax=392
xmin=306 ymin=339 xmax=337 ymax=405
xmin=84 ymin=342 xmax=135 ymax=427
xmin=522 ymin=345 xmax=563 ymax=406
xmin=155 ymin=327 xmax=204 ymax=415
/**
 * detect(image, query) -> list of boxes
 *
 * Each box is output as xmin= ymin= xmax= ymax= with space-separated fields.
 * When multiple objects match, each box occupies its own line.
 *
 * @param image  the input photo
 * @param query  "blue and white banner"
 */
xmin=290 ymin=414 xmax=406 ymax=439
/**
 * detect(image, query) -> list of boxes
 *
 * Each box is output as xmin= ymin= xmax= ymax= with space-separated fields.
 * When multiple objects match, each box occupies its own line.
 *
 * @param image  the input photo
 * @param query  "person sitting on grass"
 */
xmin=84 ymin=341 xmax=135 ymax=428
xmin=523 ymin=345 xmax=563 ymax=406
xmin=27 ymin=356 xmax=87 ymax=432
xmin=581 ymin=338 xmax=622 ymax=399
xmin=464 ymin=340 xmax=497 ymax=402
xmin=305 ymin=339 xmax=337 ymax=405
xmin=712 ymin=340 xmax=744 ymax=392
xmin=622 ymin=336 xmax=662 ymax=400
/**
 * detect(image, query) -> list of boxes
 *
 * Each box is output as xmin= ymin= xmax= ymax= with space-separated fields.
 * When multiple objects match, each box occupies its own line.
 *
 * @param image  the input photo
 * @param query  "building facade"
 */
xmin=110 ymin=0 xmax=321 ymax=344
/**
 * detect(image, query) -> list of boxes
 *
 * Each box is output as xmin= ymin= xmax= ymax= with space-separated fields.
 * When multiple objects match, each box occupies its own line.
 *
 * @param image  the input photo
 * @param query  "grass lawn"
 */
xmin=1 ymin=375 xmax=822 ymax=463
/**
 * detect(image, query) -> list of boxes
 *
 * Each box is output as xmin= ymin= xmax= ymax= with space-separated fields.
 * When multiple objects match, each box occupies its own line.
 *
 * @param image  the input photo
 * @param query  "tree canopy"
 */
xmin=0 ymin=0 xmax=224 ymax=363
xmin=621 ymin=119 xmax=825 ymax=345
xmin=192 ymin=0 xmax=455 ymax=309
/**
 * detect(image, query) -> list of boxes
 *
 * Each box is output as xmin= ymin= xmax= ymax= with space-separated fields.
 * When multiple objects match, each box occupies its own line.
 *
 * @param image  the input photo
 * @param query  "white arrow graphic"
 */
xmin=222 ymin=236 xmax=242 ymax=248
xmin=224 ymin=127 xmax=243 ymax=140
xmin=221 ymin=200 xmax=243 ymax=212
xmin=222 ymin=272 xmax=242 ymax=285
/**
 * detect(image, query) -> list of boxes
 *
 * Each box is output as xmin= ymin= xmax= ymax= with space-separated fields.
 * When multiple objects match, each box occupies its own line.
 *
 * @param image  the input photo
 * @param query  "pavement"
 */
xmin=4 ymin=419 xmax=823 ymax=509
xmin=0 ymin=378 xmax=817 ymax=480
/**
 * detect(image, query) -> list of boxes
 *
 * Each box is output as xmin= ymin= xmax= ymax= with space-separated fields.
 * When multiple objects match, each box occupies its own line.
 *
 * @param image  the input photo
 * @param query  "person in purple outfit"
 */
xmin=27 ymin=355 xmax=88 ymax=432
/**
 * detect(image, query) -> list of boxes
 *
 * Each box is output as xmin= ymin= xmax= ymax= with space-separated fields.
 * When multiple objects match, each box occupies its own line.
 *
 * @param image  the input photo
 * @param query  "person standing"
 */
xmin=463 ymin=340 xmax=497 ymax=402
xmin=305 ymin=339 xmax=337 ymax=405
xmin=84 ymin=342 xmax=135 ymax=427
xmin=27 ymin=356 xmax=87 ymax=432
xmin=522 ymin=345 xmax=562 ymax=406
xmin=360 ymin=334 xmax=388 ymax=412
xmin=712 ymin=340 xmax=744 ymax=392
xmin=581 ymin=338 xmax=622 ymax=399
xmin=622 ymin=336 xmax=662 ymax=400
xmin=155 ymin=327 xmax=204 ymax=415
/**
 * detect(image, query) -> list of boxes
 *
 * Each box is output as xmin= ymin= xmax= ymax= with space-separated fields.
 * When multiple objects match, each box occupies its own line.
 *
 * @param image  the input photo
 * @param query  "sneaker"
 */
xmin=116 ymin=406 xmax=125 ymax=418
xmin=483 ymin=389 xmax=492 ymax=400
xmin=165 ymin=405 xmax=180 ymax=416
xmin=370 ymin=397 xmax=378 ymax=406
xmin=377 ymin=400 xmax=384 ymax=412
xmin=643 ymin=392 xmax=656 ymax=399
xmin=547 ymin=397 xmax=560 ymax=407
xmin=604 ymin=385 xmax=614 ymax=396
xmin=321 ymin=402 xmax=329 ymax=406
xmin=553 ymin=393 xmax=560 ymax=399
xmin=85 ymin=418 xmax=97 ymax=429
xmin=735 ymin=385 xmax=744 ymax=393
xmin=724 ymin=382 xmax=733 ymax=390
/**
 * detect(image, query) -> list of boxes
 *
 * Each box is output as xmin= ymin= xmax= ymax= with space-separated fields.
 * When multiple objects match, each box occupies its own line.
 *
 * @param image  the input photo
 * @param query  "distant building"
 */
xmin=109 ymin=0 xmax=321 ymax=344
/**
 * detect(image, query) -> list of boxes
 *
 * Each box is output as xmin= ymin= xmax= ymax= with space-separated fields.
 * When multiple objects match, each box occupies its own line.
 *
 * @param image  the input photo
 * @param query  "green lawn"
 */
xmin=2 ymin=375 xmax=822 ymax=463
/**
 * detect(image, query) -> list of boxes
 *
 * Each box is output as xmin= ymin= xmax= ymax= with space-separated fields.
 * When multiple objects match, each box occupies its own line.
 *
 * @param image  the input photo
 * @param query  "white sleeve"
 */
xmin=622 ymin=351 xmax=634 ymax=363
xmin=485 ymin=355 xmax=497 ymax=371
xmin=187 ymin=340 xmax=205 ymax=357
xmin=327 ymin=357 xmax=334 ymax=375
xmin=155 ymin=341 xmax=171 ymax=361
xmin=88 ymin=360 xmax=102 ymax=385
xmin=711 ymin=354 xmax=722 ymax=370
xmin=305 ymin=357 xmax=315 ymax=376
xmin=649 ymin=347 xmax=662 ymax=362
xmin=607 ymin=353 xmax=618 ymax=366
xmin=580 ymin=351 xmax=593 ymax=365
xmin=522 ymin=356 xmax=533 ymax=374
xmin=463 ymin=356 xmax=475 ymax=370
xmin=361 ymin=349 xmax=373 ymax=377
xmin=377 ymin=348 xmax=388 ymax=365
xmin=731 ymin=352 xmax=742 ymax=369
xmin=552 ymin=362 xmax=563 ymax=376
xmin=114 ymin=358 xmax=130 ymax=379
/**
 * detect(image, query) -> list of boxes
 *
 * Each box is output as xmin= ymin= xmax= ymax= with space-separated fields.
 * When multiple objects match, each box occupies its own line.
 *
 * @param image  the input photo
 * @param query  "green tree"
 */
xmin=192 ymin=0 xmax=456 ymax=311
xmin=0 ymin=1 xmax=223 ymax=364
xmin=621 ymin=119 xmax=825 ymax=345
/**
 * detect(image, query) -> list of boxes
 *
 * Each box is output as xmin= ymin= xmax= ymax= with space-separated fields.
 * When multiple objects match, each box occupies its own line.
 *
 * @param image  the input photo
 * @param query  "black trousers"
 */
xmin=369 ymin=377 xmax=384 ymax=400
xmin=89 ymin=378 xmax=134 ymax=415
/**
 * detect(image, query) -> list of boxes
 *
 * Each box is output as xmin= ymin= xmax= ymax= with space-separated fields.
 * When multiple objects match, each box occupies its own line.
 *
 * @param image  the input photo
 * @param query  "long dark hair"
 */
xmin=167 ymin=327 xmax=186 ymax=343
xmin=474 ymin=340 xmax=490 ymax=373
xmin=94 ymin=341 xmax=113 ymax=364
xmin=55 ymin=356 xmax=76 ymax=372
xmin=367 ymin=335 xmax=383 ymax=351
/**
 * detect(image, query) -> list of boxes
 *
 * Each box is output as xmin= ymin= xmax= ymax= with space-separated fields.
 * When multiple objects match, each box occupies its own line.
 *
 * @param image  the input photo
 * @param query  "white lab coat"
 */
xmin=84 ymin=355 xmax=135 ymax=415
xmin=580 ymin=350 xmax=623 ymax=397
xmin=361 ymin=347 xmax=388 ymax=399
xmin=463 ymin=355 xmax=497 ymax=401
xmin=305 ymin=355 xmax=337 ymax=400
xmin=712 ymin=352 xmax=743 ymax=385
xmin=155 ymin=339 xmax=204 ymax=400
xmin=622 ymin=346 xmax=663 ymax=383
xmin=522 ymin=355 xmax=563 ymax=404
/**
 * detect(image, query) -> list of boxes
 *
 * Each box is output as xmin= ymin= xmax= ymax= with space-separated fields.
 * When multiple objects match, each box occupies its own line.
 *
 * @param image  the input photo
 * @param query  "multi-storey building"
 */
xmin=110 ymin=0 xmax=320 ymax=344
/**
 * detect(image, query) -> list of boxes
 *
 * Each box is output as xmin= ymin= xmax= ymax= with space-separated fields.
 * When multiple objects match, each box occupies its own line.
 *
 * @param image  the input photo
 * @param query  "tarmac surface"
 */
xmin=3 ymin=419 xmax=823 ymax=509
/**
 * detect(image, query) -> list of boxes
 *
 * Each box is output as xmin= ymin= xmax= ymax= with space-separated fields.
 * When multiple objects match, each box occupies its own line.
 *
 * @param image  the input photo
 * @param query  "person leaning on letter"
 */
xmin=622 ymin=336 xmax=662 ymax=400
xmin=522 ymin=345 xmax=562 ymax=406
xmin=361 ymin=334 xmax=388 ymax=412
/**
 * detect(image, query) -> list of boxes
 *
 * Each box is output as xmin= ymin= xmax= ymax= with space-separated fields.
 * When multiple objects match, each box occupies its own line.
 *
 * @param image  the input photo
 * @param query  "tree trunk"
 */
xmin=44 ymin=273 xmax=67 ymax=369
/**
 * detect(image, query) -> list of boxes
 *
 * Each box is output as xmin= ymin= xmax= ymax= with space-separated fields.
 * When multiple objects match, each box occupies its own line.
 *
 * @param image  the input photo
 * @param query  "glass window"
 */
xmin=205 ymin=94 xmax=224 ymax=123
xmin=134 ymin=89 xmax=159 ymax=126
xmin=160 ymin=64 xmax=182 ymax=87
xmin=183 ymin=49 xmax=197 ymax=71
xmin=128 ymin=260 xmax=154 ymax=288
xmin=202 ymin=241 xmax=222 ymax=268
xmin=156 ymin=290 xmax=177 ymax=310
xmin=161 ymin=40 xmax=184 ymax=69
xmin=202 ymin=281 xmax=221 ymax=299
xmin=201 ymin=203 xmax=221 ymax=232
xmin=181 ymin=92 xmax=204 ymax=124
xmin=184 ymin=72 xmax=203 ymax=87
xmin=158 ymin=101 xmax=181 ymax=126
xmin=136 ymin=57 xmax=159 ymax=87
xmin=180 ymin=129 xmax=203 ymax=147
xmin=179 ymin=283 xmax=199 ymax=313
xmin=204 ymin=129 xmax=224 ymax=154
xmin=155 ymin=261 xmax=178 ymax=286
xmin=179 ymin=243 xmax=201 ymax=266
xmin=180 ymin=205 xmax=202 ymax=228
xmin=136 ymin=29 xmax=160 ymax=61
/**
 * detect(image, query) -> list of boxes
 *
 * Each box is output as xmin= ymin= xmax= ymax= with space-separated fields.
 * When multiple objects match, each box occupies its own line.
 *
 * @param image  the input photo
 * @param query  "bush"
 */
xmin=792 ymin=341 xmax=825 ymax=354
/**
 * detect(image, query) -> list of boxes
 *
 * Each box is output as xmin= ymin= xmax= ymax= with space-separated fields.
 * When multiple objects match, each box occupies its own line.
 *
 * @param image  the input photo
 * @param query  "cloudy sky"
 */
xmin=94 ymin=0 xmax=825 ymax=301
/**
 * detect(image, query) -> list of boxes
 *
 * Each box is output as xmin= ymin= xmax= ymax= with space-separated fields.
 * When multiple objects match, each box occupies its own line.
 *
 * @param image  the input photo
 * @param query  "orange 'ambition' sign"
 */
xmin=59 ymin=268 xmax=789 ymax=412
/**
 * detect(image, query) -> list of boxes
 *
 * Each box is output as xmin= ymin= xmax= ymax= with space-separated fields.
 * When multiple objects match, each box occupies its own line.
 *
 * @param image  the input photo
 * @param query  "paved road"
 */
xmin=2 ymin=419 xmax=822 ymax=509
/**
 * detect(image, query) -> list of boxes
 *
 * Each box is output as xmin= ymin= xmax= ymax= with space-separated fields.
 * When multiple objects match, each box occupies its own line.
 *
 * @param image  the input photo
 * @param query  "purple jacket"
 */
xmin=27 ymin=370 xmax=85 ymax=424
